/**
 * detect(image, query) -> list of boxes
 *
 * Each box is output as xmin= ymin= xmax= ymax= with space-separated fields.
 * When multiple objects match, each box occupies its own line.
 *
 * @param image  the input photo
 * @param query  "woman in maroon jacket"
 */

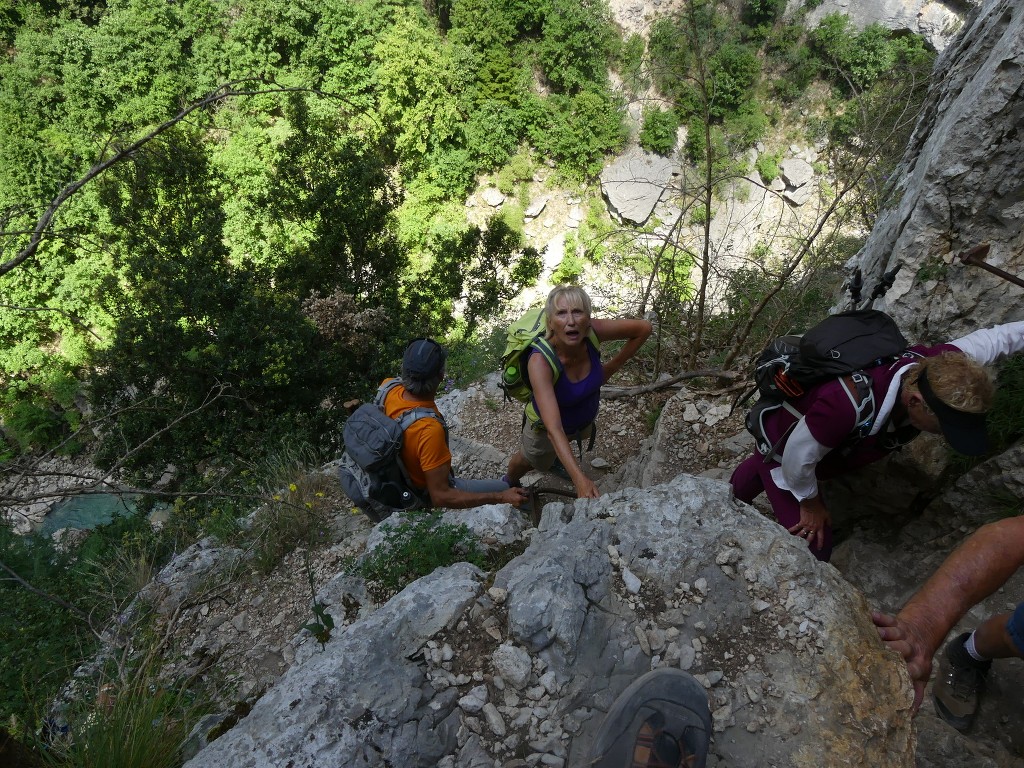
xmin=731 ymin=321 xmax=1024 ymax=561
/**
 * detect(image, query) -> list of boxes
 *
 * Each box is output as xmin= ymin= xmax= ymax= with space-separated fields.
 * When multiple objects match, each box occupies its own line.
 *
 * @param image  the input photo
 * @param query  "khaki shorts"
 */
xmin=521 ymin=419 xmax=595 ymax=470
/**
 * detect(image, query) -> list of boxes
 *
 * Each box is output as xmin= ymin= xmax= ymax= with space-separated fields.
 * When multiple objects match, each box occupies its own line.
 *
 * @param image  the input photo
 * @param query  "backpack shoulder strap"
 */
xmin=395 ymin=406 xmax=446 ymax=433
xmin=838 ymin=372 xmax=876 ymax=437
xmin=529 ymin=337 xmax=561 ymax=380
xmin=376 ymin=378 xmax=448 ymax=441
xmin=374 ymin=377 xmax=403 ymax=406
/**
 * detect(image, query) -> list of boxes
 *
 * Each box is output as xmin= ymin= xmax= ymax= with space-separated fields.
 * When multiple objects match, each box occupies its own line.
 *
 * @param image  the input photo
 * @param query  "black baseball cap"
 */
xmin=402 ymin=338 xmax=447 ymax=378
xmin=917 ymin=366 xmax=989 ymax=456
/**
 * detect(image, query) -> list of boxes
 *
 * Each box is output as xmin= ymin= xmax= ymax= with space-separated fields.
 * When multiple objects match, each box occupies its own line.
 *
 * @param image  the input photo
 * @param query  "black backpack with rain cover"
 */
xmin=745 ymin=310 xmax=910 ymax=460
xmin=337 ymin=379 xmax=446 ymax=522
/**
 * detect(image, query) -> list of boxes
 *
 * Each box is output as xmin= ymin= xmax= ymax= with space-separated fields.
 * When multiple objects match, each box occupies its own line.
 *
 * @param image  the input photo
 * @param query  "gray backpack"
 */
xmin=337 ymin=379 xmax=445 ymax=522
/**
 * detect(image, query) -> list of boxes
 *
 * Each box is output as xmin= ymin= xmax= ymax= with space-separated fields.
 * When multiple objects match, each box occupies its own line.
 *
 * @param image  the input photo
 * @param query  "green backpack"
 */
xmin=499 ymin=307 xmax=599 ymax=403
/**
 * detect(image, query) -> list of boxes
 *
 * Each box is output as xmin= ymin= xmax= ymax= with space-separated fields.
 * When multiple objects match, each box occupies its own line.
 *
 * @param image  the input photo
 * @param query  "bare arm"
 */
xmin=423 ymin=465 xmax=527 ymax=510
xmin=528 ymin=350 xmax=598 ymax=498
xmin=591 ymin=317 xmax=652 ymax=384
xmin=873 ymin=515 xmax=1024 ymax=707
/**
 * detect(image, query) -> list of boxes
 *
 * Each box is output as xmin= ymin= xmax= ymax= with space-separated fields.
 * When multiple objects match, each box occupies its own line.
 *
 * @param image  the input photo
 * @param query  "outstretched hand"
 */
xmin=872 ymin=610 xmax=932 ymax=712
xmin=500 ymin=487 xmax=530 ymax=506
xmin=574 ymin=475 xmax=600 ymax=499
xmin=788 ymin=496 xmax=830 ymax=551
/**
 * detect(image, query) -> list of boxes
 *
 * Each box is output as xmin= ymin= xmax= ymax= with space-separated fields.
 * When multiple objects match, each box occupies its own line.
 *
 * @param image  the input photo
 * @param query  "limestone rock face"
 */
xmin=184 ymin=476 xmax=914 ymax=768
xmin=845 ymin=0 xmax=1024 ymax=341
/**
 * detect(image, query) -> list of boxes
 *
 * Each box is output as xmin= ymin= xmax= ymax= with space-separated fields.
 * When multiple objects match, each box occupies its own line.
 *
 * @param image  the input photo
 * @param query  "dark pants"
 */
xmin=730 ymin=453 xmax=833 ymax=562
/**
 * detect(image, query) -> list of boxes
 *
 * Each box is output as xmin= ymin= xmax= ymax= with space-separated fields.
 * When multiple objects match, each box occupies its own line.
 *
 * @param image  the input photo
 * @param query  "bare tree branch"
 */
xmin=601 ymin=369 xmax=740 ymax=399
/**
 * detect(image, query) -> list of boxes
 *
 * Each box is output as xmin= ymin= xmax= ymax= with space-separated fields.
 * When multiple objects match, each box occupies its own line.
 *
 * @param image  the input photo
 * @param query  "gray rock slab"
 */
xmin=600 ymin=147 xmax=678 ymax=225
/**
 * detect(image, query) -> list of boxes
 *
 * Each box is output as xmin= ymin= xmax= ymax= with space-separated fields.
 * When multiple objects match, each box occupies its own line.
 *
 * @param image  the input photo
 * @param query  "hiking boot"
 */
xmin=587 ymin=669 xmax=711 ymax=768
xmin=933 ymin=636 xmax=989 ymax=731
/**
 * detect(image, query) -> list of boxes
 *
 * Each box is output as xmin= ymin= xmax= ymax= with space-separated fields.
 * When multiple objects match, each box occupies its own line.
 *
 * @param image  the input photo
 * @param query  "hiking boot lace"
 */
xmin=943 ymin=662 xmax=984 ymax=701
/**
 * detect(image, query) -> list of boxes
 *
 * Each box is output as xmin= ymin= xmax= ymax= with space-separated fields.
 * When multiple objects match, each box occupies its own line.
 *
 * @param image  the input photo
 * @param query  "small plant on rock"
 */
xmin=248 ymin=442 xmax=334 ymax=573
xmin=348 ymin=512 xmax=487 ymax=603
xmin=300 ymin=555 xmax=334 ymax=650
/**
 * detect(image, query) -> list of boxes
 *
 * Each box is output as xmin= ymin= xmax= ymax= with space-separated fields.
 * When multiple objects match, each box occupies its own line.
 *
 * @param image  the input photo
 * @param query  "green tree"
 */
xmin=533 ymin=0 xmax=615 ymax=93
xmin=373 ymin=12 xmax=467 ymax=177
xmin=413 ymin=216 xmax=542 ymax=337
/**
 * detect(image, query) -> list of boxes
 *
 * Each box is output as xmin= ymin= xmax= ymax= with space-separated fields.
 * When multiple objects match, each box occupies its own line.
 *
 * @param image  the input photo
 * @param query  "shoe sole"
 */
xmin=587 ymin=669 xmax=712 ymax=768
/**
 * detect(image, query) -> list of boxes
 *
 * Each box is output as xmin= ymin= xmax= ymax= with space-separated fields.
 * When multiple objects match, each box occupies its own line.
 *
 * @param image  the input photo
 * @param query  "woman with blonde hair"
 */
xmin=504 ymin=286 xmax=652 ymax=499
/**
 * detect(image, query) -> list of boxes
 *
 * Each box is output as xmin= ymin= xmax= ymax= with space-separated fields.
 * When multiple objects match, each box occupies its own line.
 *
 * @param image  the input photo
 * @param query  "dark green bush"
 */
xmin=741 ymin=0 xmax=786 ymax=30
xmin=810 ymin=15 xmax=933 ymax=92
xmin=638 ymin=107 xmax=679 ymax=156
xmin=708 ymin=43 xmax=761 ymax=119
xmin=533 ymin=0 xmax=616 ymax=93
xmin=614 ymin=33 xmax=648 ymax=94
xmin=755 ymin=151 xmax=782 ymax=183
xmin=530 ymin=87 xmax=627 ymax=181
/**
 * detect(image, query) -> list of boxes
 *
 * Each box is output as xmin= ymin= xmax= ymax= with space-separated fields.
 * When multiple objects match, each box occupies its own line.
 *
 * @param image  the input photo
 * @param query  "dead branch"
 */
xmin=601 ymin=369 xmax=741 ymax=399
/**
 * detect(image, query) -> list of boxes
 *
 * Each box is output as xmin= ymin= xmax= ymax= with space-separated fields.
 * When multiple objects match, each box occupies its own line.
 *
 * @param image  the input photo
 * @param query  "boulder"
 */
xmin=184 ymin=476 xmax=915 ymax=768
xmin=600 ymin=146 xmax=678 ymax=226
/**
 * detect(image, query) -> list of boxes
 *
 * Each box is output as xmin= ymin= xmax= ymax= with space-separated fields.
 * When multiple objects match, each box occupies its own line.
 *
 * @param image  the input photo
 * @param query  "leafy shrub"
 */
xmin=614 ymin=33 xmax=648 ymax=93
xmin=810 ymin=15 xmax=933 ymax=92
xmin=723 ymin=105 xmax=770 ymax=149
xmin=530 ymin=87 xmax=627 ymax=181
xmin=764 ymin=21 xmax=804 ymax=56
xmin=755 ymin=151 xmax=782 ymax=183
xmin=498 ymin=202 xmax=526 ymax=234
xmin=551 ymin=251 xmax=586 ymax=284
xmin=349 ymin=513 xmax=487 ymax=603
xmin=708 ymin=43 xmax=761 ymax=119
xmin=463 ymin=100 xmax=523 ymax=171
xmin=496 ymin=151 xmax=535 ymax=193
xmin=638 ymin=107 xmax=679 ymax=156
xmin=444 ymin=324 xmax=508 ymax=389
xmin=741 ymin=0 xmax=786 ymax=30
xmin=533 ymin=0 xmax=616 ymax=93
xmin=1 ymin=401 xmax=67 ymax=452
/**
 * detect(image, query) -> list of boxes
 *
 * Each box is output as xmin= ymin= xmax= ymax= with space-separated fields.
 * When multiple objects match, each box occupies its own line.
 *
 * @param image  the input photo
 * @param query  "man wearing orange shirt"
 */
xmin=384 ymin=338 xmax=528 ymax=510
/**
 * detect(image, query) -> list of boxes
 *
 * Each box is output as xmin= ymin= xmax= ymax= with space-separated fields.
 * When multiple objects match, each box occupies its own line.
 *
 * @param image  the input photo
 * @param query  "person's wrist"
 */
xmin=895 ymin=605 xmax=942 ymax=658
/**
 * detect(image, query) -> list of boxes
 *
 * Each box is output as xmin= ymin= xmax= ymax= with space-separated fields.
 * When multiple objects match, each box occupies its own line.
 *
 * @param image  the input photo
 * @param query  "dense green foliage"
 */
xmin=1 ymin=0 xmax=594 ymax=482
xmin=810 ymin=14 xmax=933 ymax=92
xmin=638 ymin=108 xmax=680 ymax=156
